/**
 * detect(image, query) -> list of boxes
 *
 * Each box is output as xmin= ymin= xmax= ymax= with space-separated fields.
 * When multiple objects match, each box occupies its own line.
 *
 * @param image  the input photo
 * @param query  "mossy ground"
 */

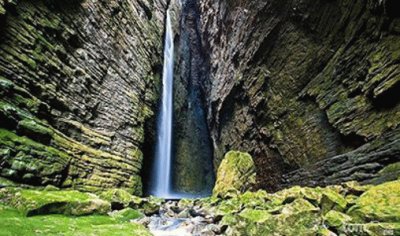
xmin=0 ymin=204 xmax=150 ymax=236
xmin=0 ymin=180 xmax=399 ymax=235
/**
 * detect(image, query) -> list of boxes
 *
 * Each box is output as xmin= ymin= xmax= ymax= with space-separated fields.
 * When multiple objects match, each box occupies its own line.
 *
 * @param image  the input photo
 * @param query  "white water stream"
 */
xmin=150 ymin=10 xmax=175 ymax=198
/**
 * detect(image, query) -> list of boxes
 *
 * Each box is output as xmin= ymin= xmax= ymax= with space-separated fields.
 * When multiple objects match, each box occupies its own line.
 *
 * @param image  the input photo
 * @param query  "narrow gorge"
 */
xmin=0 ymin=0 xmax=399 ymax=235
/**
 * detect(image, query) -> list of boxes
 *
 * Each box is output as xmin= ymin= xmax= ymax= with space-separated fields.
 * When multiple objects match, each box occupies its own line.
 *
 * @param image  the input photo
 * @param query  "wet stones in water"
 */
xmin=133 ymin=200 xmax=222 ymax=236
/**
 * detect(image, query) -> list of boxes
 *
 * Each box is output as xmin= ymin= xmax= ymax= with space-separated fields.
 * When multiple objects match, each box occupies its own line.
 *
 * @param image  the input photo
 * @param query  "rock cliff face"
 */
xmin=199 ymin=0 xmax=400 ymax=191
xmin=0 ymin=0 xmax=167 ymax=195
xmin=172 ymin=0 xmax=214 ymax=194
xmin=1 ymin=0 xmax=399 ymax=196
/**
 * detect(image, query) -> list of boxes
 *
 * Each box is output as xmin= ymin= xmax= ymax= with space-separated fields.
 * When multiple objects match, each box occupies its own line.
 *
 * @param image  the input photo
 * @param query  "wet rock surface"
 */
xmin=172 ymin=0 xmax=215 ymax=194
xmin=0 ymin=180 xmax=399 ymax=235
xmin=134 ymin=180 xmax=400 ymax=236
xmin=199 ymin=0 xmax=400 ymax=191
xmin=0 ymin=0 xmax=167 ymax=193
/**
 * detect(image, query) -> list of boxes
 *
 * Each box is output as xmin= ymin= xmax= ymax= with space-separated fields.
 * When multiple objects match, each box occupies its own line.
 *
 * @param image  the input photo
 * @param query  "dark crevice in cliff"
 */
xmin=371 ymin=80 xmax=400 ymax=109
xmin=339 ymin=132 xmax=366 ymax=149
xmin=141 ymin=65 xmax=162 ymax=196
xmin=141 ymin=114 xmax=158 ymax=195
xmin=171 ymin=0 xmax=215 ymax=194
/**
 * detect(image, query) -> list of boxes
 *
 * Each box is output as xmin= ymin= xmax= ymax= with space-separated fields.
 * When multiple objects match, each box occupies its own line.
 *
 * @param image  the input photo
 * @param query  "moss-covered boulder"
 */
xmin=109 ymin=208 xmax=143 ymax=222
xmin=320 ymin=189 xmax=347 ymax=214
xmin=3 ymin=188 xmax=111 ymax=216
xmin=225 ymin=198 xmax=322 ymax=235
xmin=213 ymin=151 xmax=256 ymax=198
xmin=281 ymin=198 xmax=319 ymax=215
xmin=128 ymin=196 xmax=164 ymax=215
xmin=99 ymin=189 xmax=133 ymax=210
xmin=269 ymin=185 xmax=323 ymax=206
xmin=238 ymin=190 xmax=271 ymax=209
xmin=348 ymin=180 xmax=400 ymax=222
xmin=238 ymin=208 xmax=271 ymax=223
xmin=342 ymin=181 xmax=372 ymax=196
xmin=323 ymin=210 xmax=352 ymax=228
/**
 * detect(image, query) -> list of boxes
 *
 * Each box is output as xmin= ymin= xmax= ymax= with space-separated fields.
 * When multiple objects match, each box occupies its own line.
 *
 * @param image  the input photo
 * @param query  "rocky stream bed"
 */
xmin=1 ymin=177 xmax=399 ymax=236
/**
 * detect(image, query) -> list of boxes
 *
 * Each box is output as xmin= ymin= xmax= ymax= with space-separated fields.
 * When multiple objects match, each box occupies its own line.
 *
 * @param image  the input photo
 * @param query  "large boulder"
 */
xmin=99 ymin=189 xmax=133 ymax=210
xmin=323 ymin=210 xmax=352 ymax=228
xmin=213 ymin=151 xmax=256 ymax=198
xmin=348 ymin=180 xmax=400 ymax=222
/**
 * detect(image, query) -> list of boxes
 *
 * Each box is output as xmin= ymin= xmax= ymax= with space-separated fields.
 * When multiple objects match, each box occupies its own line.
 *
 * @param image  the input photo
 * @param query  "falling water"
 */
xmin=150 ymin=10 xmax=174 ymax=198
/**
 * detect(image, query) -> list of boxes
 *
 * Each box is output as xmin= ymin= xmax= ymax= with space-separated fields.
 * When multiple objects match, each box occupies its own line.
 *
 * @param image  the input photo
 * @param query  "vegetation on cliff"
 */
xmin=0 ymin=0 xmax=166 ymax=195
xmin=0 ymin=0 xmax=400 ymax=235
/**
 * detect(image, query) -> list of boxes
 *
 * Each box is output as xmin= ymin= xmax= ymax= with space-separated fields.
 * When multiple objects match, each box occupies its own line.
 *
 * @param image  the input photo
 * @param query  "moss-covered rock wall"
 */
xmin=172 ymin=0 xmax=214 ymax=194
xmin=0 ymin=0 xmax=167 ymax=195
xmin=200 ymin=0 xmax=400 ymax=191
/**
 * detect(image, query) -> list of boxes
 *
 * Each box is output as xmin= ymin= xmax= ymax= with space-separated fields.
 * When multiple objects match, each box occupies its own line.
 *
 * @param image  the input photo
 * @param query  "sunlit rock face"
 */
xmin=0 ymin=0 xmax=167 ymax=195
xmin=199 ymin=0 xmax=400 ymax=191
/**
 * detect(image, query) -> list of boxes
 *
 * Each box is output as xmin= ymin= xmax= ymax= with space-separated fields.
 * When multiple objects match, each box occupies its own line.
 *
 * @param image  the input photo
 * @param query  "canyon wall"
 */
xmin=0 ymin=0 xmax=167 ymax=195
xmin=200 ymin=0 xmax=400 ymax=191
xmin=1 ymin=0 xmax=399 ymax=196
xmin=172 ymin=0 xmax=214 ymax=194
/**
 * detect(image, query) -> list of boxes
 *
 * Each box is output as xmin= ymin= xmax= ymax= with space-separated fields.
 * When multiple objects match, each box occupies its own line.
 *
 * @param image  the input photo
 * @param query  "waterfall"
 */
xmin=150 ymin=10 xmax=174 ymax=198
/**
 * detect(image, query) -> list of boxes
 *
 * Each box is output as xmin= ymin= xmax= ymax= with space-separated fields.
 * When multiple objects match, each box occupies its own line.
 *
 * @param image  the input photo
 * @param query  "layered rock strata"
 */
xmin=199 ymin=0 xmax=400 ymax=191
xmin=0 ymin=0 xmax=167 ymax=194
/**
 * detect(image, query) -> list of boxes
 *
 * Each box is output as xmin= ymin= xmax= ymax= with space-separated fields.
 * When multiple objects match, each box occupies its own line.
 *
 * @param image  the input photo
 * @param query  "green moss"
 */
xmin=0 ymin=128 xmax=70 ymax=183
xmin=109 ymin=208 xmax=143 ymax=222
xmin=323 ymin=210 xmax=352 ymax=228
xmin=0 ymin=204 xmax=151 ymax=236
xmin=280 ymin=198 xmax=319 ymax=215
xmin=320 ymin=188 xmax=347 ymax=214
xmin=0 ymin=76 xmax=14 ymax=91
xmin=18 ymin=119 xmax=54 ymax=141
xmin=317 ymin=228 xmax=336 ymax=236
xmin=4 ymin=189 xmax=111 ymax=216
xmin=342 ymin=181 xmax=371 ymax=196
xmin=137 ymin=196 xmax=163 ymax=215
xmin=0 ymin=177 xmax=17 ymax=187
xmin=1 ymin=44 xmax=38 ymax=70
xmin=213 ymin=151 xmax=256 ymax=198
xmin=348 ymin=180 xmax=400 ymax=222
xmin=238 ymin=190 xmax=270 ymax=209
xmin=99 ymin=189 xmax=133 ymax=209
xmin=239 ymin=209 xmax=271 ymax=223
xmin=379 ymin=162 xmax=400 ymax=175
xmin=38 ymin=17 xmax=61 ymax=30
xmin=0 ymin=6 xmax=5 ymax=15
xmin=215 ymin=197 xmax=242 ymax=215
